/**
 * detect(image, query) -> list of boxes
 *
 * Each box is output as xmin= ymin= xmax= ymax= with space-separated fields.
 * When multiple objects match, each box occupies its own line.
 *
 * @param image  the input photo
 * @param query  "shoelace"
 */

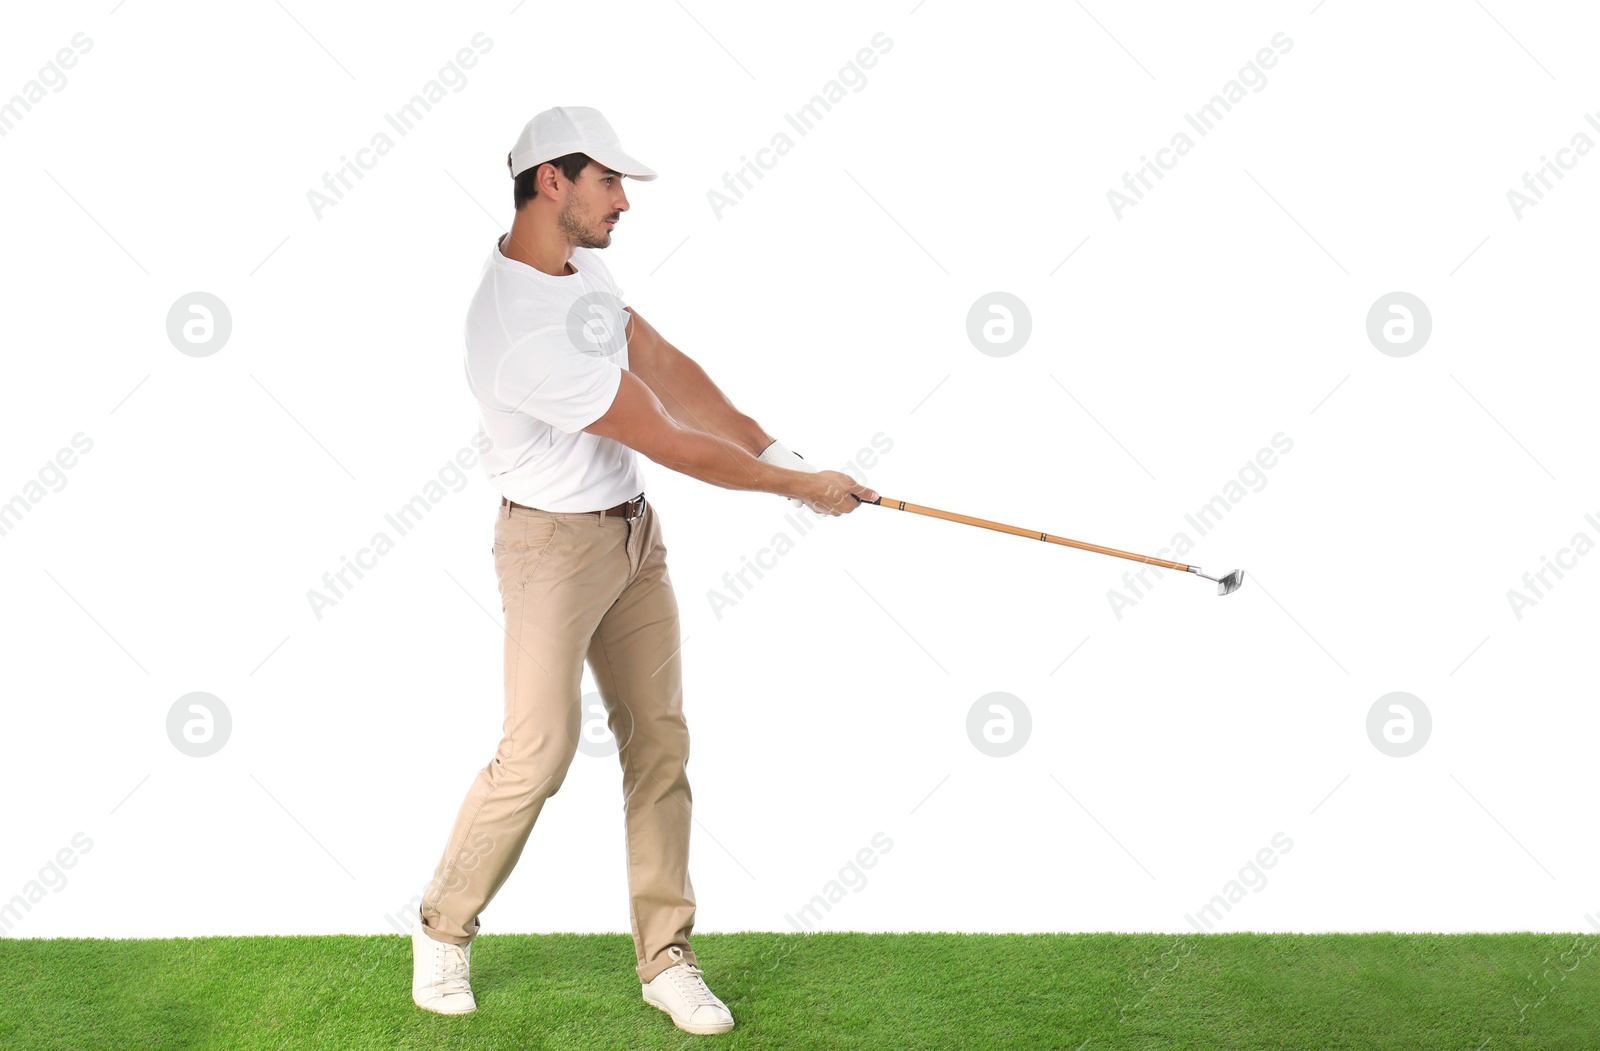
xmin=668 ymin=962 xmax=722 ymax=1007
xmin=434 ymin=943 xmax=471 ymax=997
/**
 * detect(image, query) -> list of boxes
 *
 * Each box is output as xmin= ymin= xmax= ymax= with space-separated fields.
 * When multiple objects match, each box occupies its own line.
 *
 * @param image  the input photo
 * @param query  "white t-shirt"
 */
xmin=463 ymin=234 xmax=645 ymax=512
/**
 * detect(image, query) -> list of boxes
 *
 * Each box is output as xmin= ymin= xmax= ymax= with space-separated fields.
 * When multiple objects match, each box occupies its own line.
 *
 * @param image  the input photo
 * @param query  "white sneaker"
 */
xmin=411 ymin=913 xmax=477 ymax=1015
xmin=641 ymin=946 xmax=735 ymax=1035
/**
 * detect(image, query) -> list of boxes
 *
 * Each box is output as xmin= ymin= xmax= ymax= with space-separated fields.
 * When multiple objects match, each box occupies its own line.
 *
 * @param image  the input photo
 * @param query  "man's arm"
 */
xmin=583 ymin=369 xmax=875 ymax=515
xmin=624 ymin=308 xmax=775 ymax=457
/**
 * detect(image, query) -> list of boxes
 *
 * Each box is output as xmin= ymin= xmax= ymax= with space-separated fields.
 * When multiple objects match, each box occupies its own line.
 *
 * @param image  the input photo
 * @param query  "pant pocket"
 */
xmin=495 ymin=515 xmax=561 ymax=591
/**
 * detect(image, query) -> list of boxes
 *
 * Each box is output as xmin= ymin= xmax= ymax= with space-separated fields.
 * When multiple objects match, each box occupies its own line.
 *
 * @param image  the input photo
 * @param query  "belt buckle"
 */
xmin=622 ymin=493 xmax=645 ymax=522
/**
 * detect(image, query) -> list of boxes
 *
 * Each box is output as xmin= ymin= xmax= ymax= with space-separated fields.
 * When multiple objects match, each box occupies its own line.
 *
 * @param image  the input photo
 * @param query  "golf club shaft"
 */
xmin=858 ymin=495 xmax=1193 ymax=572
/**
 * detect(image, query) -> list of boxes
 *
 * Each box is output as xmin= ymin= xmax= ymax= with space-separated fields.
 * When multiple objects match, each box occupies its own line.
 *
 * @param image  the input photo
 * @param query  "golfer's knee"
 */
xmin=493 ymin=740 xmax=579 ymax=799
xmin=628 ymin=721 xmax=690 ymax=773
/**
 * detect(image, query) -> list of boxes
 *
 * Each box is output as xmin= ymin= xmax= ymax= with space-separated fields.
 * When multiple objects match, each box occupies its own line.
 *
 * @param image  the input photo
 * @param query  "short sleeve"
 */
xmin=494 ymin=333 xmax=623 ymax=434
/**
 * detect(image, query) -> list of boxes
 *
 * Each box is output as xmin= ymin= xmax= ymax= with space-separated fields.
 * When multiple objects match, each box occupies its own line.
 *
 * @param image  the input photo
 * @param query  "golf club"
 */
xmin=853 ymin=494 xmax=1245 ymax=596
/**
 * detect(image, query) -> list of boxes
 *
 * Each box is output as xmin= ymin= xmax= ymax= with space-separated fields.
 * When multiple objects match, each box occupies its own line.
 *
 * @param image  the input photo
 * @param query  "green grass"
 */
xmin=4 ymin=932 xmax=1597 ymax=1050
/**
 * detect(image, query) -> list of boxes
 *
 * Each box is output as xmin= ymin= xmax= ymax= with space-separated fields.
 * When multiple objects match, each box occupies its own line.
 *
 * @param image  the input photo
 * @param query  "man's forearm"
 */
xmin=636 ymin=349 xmax=774 ymax=456
xmin=649 ymin=424 xmax=798 ymax=496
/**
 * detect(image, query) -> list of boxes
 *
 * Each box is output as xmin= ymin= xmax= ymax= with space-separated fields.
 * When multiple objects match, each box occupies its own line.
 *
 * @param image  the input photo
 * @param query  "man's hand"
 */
xmin=790 ymin=471 xmax=879 ymax=516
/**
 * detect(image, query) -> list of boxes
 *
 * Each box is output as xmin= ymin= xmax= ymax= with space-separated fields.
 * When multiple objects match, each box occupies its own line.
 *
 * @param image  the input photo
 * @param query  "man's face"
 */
xmin=557 ymin=161 xmax=630 ymax=249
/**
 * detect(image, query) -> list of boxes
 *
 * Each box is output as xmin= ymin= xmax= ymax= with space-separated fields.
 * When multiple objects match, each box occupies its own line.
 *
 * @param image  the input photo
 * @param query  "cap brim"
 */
xmin=590 ymin=148 xmax=657 ymax=181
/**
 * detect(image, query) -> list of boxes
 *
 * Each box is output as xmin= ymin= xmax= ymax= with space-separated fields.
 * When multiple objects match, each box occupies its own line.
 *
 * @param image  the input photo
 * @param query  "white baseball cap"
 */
xmin=507 ymin=106 xmax=657 ymax=182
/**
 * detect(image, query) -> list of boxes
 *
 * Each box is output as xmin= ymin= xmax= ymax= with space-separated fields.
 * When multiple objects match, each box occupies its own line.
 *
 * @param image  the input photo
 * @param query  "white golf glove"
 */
xmin=757 ymin=438 xmax=821 ymax=508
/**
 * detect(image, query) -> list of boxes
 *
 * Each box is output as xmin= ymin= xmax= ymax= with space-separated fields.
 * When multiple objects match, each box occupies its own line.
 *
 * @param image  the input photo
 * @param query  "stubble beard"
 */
xmin=559 ymin=197 xmax=611 ymax=249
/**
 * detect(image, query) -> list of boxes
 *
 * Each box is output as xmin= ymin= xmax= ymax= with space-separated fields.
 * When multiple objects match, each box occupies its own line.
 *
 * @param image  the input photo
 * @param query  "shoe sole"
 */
xmin=642 ymin=990 xmax=734 ymax=1035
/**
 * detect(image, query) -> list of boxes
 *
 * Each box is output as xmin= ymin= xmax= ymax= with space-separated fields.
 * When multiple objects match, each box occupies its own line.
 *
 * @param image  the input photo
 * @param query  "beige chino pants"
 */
xmin=419 ymin=495 xmax=698 ymax=983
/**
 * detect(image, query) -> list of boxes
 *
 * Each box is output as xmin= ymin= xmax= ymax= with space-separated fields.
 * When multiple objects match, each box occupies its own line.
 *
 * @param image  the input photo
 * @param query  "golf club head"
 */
xmin=1189 ymin=566 xmax=1246 ymax=595
xmin=1215 ymin=569 xmax=1245 ymax=596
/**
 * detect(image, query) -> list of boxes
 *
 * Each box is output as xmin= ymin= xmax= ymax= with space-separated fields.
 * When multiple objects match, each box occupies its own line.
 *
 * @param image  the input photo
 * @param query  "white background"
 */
xmin=2 ymin=0 xmax=1596 ymax=943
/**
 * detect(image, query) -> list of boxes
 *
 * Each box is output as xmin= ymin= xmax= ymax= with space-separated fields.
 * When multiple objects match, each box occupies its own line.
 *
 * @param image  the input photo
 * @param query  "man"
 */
xmin=411 ymin=106 xmax=877 ymax=1036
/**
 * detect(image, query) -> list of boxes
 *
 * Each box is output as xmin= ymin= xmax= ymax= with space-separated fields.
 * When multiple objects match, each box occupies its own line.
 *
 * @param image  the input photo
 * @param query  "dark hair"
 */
xmin=510 ymin=152 xmax=590 ymax=210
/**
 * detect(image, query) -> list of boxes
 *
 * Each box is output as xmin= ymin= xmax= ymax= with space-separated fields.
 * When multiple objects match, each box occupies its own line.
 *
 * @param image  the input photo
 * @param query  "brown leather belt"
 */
xmin=501 ymin=492 xmax=646 ymax=521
